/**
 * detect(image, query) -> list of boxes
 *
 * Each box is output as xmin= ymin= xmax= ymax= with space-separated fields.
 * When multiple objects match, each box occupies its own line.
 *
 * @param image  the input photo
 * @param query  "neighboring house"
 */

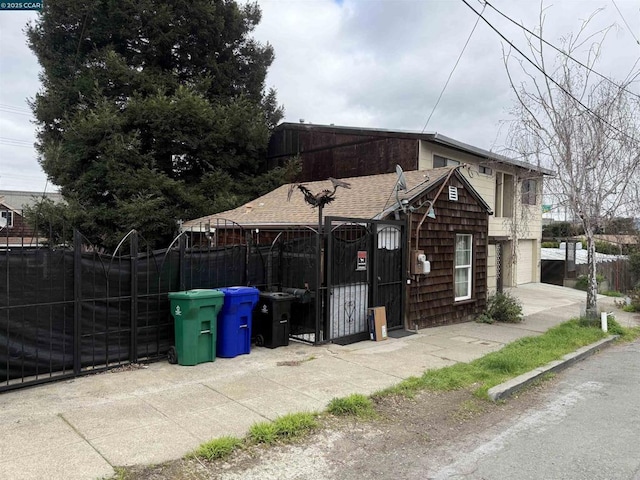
xmin=268 ymin=123 xmax=555 ymax=290
xmin=541 ymin=246 xmax=630 ymax=292
xmin=184 ymin=167 xmax=492 ymax=332
xmin=592 ymin=234 xmax=639 ymax=252
xmin=0 ymin=190 xmax=63 ymax=248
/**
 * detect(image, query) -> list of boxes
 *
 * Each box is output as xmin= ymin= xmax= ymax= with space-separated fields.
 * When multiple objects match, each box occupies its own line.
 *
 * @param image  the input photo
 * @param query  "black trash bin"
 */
xmin=254 ymin=292 xmax=295 ymax=348
xmin=283 ymin=288 xmax=316 ymax=335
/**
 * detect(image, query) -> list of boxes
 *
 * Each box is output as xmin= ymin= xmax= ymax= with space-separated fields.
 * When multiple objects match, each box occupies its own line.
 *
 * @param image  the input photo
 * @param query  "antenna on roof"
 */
xmin=395 ymin=165 xmax=407 ymax=191
xmin=395 ymin=165 xmax=408 ymax=213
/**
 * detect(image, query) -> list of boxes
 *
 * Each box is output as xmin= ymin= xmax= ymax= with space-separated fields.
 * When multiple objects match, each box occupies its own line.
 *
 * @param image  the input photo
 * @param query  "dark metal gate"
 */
xmin=266 ymin=227 xmax=319 ymax=345
xmin=325 ymin=217 xmax=406 ymax=344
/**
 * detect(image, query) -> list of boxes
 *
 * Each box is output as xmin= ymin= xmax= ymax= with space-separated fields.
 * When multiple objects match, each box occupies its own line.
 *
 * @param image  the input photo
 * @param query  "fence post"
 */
xmin=179 ymin=234 xmax=186 ymax=291
xmin=73 ymin=229 xmax=82 ymax=375
xmin=318 ymin=218 xmax=327 ymax=343
xmin=371 ymin=221 xmax=379 ymax=308
xmin=130 ymin=231 xmax=138 ymax=363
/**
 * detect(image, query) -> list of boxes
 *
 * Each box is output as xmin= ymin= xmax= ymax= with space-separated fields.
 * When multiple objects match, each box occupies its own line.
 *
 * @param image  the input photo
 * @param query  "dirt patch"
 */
xmin=119 ymin=378 xmax=557 ymax=480
xmin=106 ymin=363 xmax=149 ymax=373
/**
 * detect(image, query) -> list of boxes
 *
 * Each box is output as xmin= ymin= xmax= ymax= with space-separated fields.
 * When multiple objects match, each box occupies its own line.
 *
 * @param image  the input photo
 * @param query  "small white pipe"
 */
xmin=601 ymin=311 xmax=608 ymax=333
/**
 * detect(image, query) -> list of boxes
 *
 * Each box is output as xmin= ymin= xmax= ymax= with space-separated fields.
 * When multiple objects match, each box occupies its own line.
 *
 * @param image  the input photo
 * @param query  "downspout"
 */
xmin=414 ymin=166 xmax=461 ymax=250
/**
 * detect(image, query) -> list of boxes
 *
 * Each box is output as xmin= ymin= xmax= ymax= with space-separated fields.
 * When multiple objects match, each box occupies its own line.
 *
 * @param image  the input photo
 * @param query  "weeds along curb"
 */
xmin=487 ymin=335 xmax=619 ymax=402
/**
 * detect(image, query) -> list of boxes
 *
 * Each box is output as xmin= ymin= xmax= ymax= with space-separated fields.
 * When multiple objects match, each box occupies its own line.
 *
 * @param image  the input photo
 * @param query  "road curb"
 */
xmin=487 ymin=335 xmax=619 ymax=402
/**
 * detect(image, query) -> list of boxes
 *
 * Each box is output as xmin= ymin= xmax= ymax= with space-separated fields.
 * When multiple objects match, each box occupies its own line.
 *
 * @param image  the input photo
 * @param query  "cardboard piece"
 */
xmin=368 ymin=307 xmax=388 ymax=341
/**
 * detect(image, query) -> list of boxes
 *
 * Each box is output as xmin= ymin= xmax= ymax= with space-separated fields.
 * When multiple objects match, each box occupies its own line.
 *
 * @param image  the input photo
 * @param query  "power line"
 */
xmin=483 ymin=0 xmax=640 ymax=100
xmin=0 ymin=103 xmax=31 ymax=113
xmin=421 ymin=2 xmax=486 ymax=133
xmin=461 ymin=0 xmax=640 ymax=145
xmin=0 ymin=139 xmax=34 ymax=148
xmin=0 ymin=143 xmax=34 ymax=149
xmin=0 ymin=135 xmax=32 ymax=141
xmin=611 ymin=0 xmax=640 ymax=45
xmin=0 ymin=107 xmax=33 ymax=117
xmin=0 ymin=173 xmax=46 ymax=180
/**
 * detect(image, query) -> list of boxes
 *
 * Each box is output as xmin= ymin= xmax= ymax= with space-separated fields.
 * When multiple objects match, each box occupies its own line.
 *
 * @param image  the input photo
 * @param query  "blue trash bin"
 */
xmin=217 ymin=286 xmax=260 ymax=358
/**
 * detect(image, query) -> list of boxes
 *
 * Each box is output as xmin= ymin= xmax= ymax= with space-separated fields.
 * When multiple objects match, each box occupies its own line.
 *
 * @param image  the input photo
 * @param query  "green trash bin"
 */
xmin=168 ymin=289 xmax=225 ymax=366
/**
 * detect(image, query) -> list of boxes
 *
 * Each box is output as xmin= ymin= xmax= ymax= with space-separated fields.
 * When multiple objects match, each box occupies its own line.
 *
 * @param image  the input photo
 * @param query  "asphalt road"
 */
xmin=428 ymin=339 xmax=640 ymax=480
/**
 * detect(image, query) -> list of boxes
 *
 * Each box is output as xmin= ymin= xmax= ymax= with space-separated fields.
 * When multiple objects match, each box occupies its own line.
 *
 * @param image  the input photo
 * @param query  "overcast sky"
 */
xmin=0 ymin=0 xmax=638 ymax=193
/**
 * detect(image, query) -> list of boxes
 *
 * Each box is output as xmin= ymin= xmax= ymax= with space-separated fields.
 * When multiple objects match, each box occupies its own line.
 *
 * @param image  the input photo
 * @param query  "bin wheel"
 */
xmin=167 ymin=346 xmax=178 ymax=364
xmin=255 ymin=334 xmax=264 ymax=347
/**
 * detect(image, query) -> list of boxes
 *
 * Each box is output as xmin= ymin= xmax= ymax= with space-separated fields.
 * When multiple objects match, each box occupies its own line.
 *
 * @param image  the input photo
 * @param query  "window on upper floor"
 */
xmin=454 ymin=233 xmax=473 ymax=301
xmin=521 ymin=179 xmax=538 ymax=206
xmin=494 ymin=172 xmax=514 ymax=217
xmin=433 ymin=154 xmax=460 ymax=168
xmin=479 ymin=165 xmax=492 ymax=175
xmin=1 ymin=210 xmax=13 ymax=228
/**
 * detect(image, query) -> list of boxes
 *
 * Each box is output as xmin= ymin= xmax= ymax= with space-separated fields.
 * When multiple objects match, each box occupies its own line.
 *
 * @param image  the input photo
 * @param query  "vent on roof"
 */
xmin=448 ymin=186 xmax=458 ymax=201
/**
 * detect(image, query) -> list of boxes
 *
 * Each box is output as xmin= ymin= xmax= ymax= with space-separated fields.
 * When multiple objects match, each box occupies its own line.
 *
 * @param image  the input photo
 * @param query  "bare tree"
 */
xmin=504 ymin=10 xmax=640 ymax=317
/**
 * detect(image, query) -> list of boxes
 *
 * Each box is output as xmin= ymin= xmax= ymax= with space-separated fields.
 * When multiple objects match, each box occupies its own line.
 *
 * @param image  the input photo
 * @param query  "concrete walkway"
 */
xmin=0 ymin=284 xmax=637 ymax=480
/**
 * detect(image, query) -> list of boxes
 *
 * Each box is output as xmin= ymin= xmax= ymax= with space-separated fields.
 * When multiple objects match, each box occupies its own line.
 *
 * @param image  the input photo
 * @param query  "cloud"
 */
xmin=254 ymin=0 xmax=639 ymax=152
xmin=1 ymin=1 xmax=638 ymax=191
xmin=0 ymin=10 xmax=47 ymax=191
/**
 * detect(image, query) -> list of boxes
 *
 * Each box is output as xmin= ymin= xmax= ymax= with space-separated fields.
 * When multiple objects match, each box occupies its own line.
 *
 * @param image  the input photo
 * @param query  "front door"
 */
xmin=325 ymin=217 xmax=406 ymax=344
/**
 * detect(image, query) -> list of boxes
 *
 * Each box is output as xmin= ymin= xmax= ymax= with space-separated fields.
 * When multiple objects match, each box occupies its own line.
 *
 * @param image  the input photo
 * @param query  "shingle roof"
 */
xmin=184 ymin=167 xmax=459 ymax=230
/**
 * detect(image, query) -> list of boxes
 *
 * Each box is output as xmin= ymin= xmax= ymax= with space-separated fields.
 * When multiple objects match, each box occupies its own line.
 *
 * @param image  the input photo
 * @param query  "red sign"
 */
xmin=356 ymin=251 xmax=367 ymax=271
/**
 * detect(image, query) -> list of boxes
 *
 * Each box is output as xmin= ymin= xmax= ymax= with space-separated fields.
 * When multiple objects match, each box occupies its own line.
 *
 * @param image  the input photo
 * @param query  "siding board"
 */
xmin=406 ymin=176 xmax=489 ymax=328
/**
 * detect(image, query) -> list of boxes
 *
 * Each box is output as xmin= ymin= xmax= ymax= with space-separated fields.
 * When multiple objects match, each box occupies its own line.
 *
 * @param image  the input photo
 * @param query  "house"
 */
xmin=268 ymin=123 xmax=555 ymax=291
xmin=184 ymin=166 xmax=492 ymax=337
xmin=0 ymin=190 xmax=63 ymax=248
xmin=541 ymin=245 xmax=630 ymax=292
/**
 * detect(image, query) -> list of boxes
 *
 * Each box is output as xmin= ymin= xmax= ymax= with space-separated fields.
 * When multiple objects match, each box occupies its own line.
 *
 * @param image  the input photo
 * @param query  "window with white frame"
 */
xmin=454 ymin=234 xmax=472 ymax=301
xmin=1 ymin=210 xmax=13 ymax=228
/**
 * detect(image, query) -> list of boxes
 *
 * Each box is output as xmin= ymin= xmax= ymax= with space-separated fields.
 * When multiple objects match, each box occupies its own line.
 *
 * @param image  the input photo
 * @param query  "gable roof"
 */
xmin=183 ymin=167 xmax=491 ymax=230
xmin=273 ymin=122 xmax=555 ymax=176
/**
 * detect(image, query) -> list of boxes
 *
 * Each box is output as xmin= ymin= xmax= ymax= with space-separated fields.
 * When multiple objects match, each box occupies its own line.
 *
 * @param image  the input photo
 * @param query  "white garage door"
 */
xmin=517 ymin=240 xmax=534 ymax=285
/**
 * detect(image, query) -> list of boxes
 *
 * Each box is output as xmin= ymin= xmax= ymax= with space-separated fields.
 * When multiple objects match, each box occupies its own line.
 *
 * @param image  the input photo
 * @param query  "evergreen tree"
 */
xmin=27 ymin=0 xmax=284 ymax=249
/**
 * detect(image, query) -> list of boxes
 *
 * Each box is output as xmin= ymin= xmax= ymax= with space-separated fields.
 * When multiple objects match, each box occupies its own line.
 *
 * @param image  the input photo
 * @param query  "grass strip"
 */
xmin=327 ymin=394 xmax=377 ymax=419
xmin=189 ymin=436 xmax=243 ymax=461
xmin=375 ymin=319 xmax=610 ymax=399
xmin=248 ymin=412 xmax=318 ymax=445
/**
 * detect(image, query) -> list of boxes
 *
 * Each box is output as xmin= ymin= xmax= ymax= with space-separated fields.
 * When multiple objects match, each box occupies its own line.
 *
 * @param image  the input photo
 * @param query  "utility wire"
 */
xmin=0 ymin=137 xmax=33 ymax=146
xmin=0 ymin=103 xmax=32 ymax=114
xmin=483 ymin=0 xmax=640 ymax=100
xmin=611 ymin=0 xmax=640 ymax=45
xmin=421 ymin=3 xmax=486 ymax=133
xmin=0 ymin=143 xmax=33 ymax=149
xmin=461 ymin=0 xmax=639 ymax=144
xmin=0 ymin=107 xmax=33 ymax=117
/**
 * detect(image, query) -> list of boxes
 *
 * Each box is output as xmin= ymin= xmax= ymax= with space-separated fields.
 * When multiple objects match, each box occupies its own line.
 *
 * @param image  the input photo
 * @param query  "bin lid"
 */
xmin=259 ymin=291 xmax=296 ymax=300
xmin=168 ymin=289 xmax=224 ymax=300
xmin=220 ymin=286 xmax=260 ymax=296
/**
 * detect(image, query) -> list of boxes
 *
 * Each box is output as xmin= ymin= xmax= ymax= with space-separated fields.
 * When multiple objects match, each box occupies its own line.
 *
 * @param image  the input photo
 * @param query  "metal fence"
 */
xmin=1 ymin=220 xmax=319 ymax=392
xmin=1 ymin=215 xmax=405 ymax=392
